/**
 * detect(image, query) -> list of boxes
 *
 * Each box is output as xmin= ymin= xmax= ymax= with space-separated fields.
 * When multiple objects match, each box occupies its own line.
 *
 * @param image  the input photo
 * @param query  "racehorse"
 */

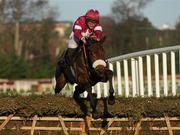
xmin=55 ymin=37 xmax=115 ymax=119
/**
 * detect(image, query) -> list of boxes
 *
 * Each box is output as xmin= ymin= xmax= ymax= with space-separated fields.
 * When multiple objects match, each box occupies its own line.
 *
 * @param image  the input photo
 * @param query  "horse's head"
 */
xmin=86 ymin=36 xmax=107 ymax=75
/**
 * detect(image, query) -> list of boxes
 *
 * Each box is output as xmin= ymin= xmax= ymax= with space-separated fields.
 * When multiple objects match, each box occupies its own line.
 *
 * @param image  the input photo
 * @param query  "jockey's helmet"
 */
xmin=85 ymin=9 xmax=100 ymax=23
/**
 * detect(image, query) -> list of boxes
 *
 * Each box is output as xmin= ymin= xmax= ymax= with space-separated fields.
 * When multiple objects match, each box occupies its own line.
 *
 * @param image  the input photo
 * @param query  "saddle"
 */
xmin=57 ymin=48 xmax=84 ymax=83
xmin=58 ymin=49 xmax=77 ymax=67
xmin=57 ymin=47 xmax=94 ymax=84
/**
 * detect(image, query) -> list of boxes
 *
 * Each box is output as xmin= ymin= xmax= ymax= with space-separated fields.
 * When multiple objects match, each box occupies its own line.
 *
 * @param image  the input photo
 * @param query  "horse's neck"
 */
xmin=73 ymin=51 xmax=90 ymax=83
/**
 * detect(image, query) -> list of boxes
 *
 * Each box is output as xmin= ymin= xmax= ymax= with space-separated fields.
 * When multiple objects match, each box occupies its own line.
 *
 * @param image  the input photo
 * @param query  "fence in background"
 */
xmin=0 ymin=79 xmax=53 ymax=93
xmin=92 ymin=45 xmax=180 ymax=98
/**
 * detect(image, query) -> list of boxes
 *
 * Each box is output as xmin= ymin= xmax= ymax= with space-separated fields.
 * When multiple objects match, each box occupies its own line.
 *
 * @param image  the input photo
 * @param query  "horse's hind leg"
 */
xmin=55 ymin=65 xmax=66 ymax=94
xmin=85 ymin=84 xmax=100 ymax=119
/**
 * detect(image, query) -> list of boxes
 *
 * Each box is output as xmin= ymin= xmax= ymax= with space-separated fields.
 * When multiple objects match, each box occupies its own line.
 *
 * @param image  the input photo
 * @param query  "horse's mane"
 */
xmin=86 ymin=36 xmax=106 ymax=46
xmin=87 ymin=37 xmax=106 ymax=60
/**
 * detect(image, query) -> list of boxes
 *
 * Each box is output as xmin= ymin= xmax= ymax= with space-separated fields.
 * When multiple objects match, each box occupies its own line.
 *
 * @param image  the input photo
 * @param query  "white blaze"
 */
xmin=92 ymin=59 xmax=106 ymax=68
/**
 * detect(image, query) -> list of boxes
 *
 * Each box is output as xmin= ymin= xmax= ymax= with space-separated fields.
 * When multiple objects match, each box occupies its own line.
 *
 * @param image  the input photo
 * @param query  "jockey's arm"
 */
xmin=74 ymin=29 xmax=86 ymax=44
xmin=73 ymin=27 xmax=83 ymax=40
xmin=73 ymin=17 xmax=87 ymax=44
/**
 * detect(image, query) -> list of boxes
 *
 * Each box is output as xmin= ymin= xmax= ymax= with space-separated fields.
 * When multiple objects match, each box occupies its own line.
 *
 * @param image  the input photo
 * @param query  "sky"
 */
xmin=49 ymin=0 xmax=180 ymax=28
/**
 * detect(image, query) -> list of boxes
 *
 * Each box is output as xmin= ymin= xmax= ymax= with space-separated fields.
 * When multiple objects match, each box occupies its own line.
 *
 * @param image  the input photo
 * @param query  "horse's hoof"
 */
xmin=108 ymin=95 xmax=115 ymax=105
xmin=92 ymin=111 xmax=100 ymax=119
xmin=103 ymin=112 xmax=113 ymax=118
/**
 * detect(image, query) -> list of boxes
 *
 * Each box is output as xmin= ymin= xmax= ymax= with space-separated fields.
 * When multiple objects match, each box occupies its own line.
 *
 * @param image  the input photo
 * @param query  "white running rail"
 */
xmin=94 ymin=45 xmax=180 ymax=98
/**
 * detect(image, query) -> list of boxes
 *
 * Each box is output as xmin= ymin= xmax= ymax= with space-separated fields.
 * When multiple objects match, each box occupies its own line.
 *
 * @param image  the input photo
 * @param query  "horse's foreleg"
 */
xmin=73 ymin=85 xmax=85 ymax=98
xmin=86 ymin=84 xmax=99 ymax=119
xmin=106 ymin=69 xmax=115 ymax=105
xmin=73 ymin=85 xmax=87 ymax=115
xmin=55 ymin=65 xmax=66 ymax=94
xmin=102 ymin=98 xmax=113 ymax=118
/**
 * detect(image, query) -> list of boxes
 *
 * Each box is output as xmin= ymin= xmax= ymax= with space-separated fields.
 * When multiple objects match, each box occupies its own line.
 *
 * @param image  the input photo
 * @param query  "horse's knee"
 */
xmin=54 ymin=73 xmax=66 ymax=94
xmin=75 ymin=85 xmax=85 ymax=93
xmin=73 ymin=86 xmax=84 ymax=98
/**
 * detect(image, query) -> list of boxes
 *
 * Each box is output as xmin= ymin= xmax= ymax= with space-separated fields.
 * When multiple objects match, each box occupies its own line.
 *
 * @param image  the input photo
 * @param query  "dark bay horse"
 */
xmin=55 ymin=37 xmax=115 ymax=118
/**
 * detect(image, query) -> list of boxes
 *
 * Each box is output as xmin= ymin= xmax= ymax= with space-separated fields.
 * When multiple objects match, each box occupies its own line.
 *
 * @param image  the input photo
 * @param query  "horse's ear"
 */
xmin=100 ymin=36 xmax=106 ymax=44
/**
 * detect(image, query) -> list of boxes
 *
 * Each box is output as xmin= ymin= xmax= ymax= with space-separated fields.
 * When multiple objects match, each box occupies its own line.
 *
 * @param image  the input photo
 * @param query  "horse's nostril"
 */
xmin=95 ymin=68 xmax=104 ymax=77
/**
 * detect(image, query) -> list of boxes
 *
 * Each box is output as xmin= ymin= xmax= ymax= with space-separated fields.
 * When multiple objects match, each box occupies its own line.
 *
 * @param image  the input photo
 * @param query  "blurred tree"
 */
xmin=58 ymin=22 xmax=72 ymax=56
xmin=64 ymin=22 xmax=73 ymax=38
xmin=109 ymin=0 xmax=154 ymax=55
xmin=101 ymin=16 xmax=117 ymax=58
xmin=0 ymin=52 xmax=28 ymax=78
xmin=175 ymin=16 xmax=180 ymax=30
xmin=116 ymin=16 xmax=154 ymax=54
xmin=0 ymin=0 xmax=57 ymax=57
xmin=112 ymin=0 xmax=153 ymax=22
xmin=0 ymin=0 xmax=60 ymax=78
xmin=0 ymin=0 xmax=5 ymax=23
xmin=174 ymin=16 xmax=180 ymax=46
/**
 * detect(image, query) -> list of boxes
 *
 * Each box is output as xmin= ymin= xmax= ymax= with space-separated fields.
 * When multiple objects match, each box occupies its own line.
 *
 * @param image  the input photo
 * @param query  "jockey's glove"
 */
xmin=91 ymin=35 xmax=100 ymax=41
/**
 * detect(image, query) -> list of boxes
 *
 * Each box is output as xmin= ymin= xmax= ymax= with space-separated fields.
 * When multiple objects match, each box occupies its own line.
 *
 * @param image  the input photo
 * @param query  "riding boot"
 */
xmin=57 ymin=49 xmax=68 ymax=68
xmin=67 ymin=48 xmax=77 ymax=65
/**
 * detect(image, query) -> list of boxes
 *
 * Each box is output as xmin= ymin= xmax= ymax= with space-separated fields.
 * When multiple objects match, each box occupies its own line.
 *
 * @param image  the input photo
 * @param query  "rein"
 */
xmin=82 ymin=44 xmax=88 ymax=64
xmin=81 ymin=44 xmax=92 ymax=82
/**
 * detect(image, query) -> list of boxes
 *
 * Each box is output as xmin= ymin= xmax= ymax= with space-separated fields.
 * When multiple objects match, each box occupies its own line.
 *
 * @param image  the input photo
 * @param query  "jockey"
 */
xmin=67 ymin=9 xmax=103 ymax=65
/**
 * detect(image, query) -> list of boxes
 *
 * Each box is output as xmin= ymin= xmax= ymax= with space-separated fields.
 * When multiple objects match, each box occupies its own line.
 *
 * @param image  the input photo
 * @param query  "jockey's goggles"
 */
xmin=86 ymin=18 xmax=98 ymax=23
